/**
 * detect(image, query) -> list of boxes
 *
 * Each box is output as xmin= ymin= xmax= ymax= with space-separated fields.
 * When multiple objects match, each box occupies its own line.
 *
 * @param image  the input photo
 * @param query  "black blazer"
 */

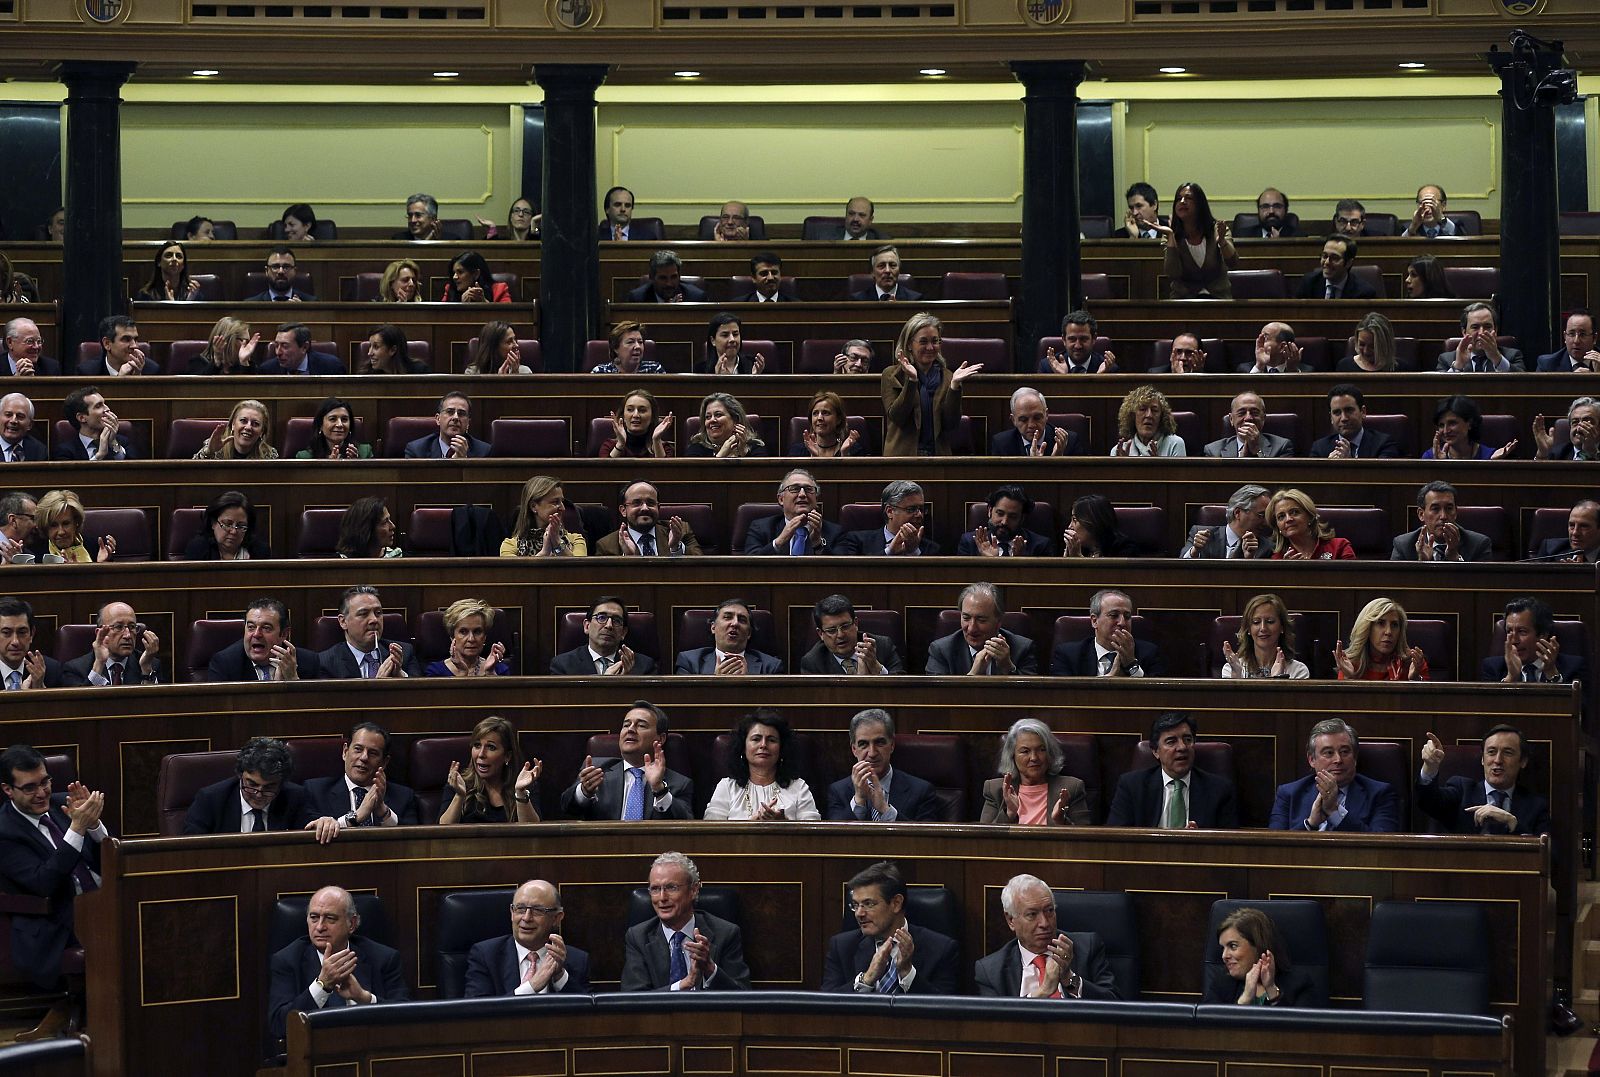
xmin=0 ymin=796 xmax=103 ymax=988
xmin=558 ymin=757 xmax=694 ymax=821
xmin=626 ymin=281 xmax=708 ymax=303
xmin=464 ymin=934 xmax=592 ymax=997
xmin=799 ymin=635 xmax=906 ymax=675
xmin=1389 ymin=526 xmax=1495 ymax=562
xmin=673 ymin=646 xmax=784 ymax=674
xmin=731 ymin=291 xmax=795 ymax=303
xmin=1201 ymin=962 xmax=1318 ymax=1006
xmin=59 ymin=652 xmax=166 ymax=687
xmin=692 ymin=352 xmax=765 ymax=375
xmin=824 ymin=768 xmax=940 ymax=821
xmin=182 ymin=534 xmax=273 ymax=562
xmin=258 ymin=350 xmax=345 ymax=375
xmin=1308 ymin=428 xmax=1400 ymax=459
xmin=267 ymin=935 xmax=408 ymax=1042
xmin=835 ymin=528 xmax=940 ymax=556
xmin=620 ymin=911 xmax=751 ymax=991
xmin=206 ymin=639 xmax=325 ymax=682
xmin=743 ymin=514 xmax=845 ymax=555
xmin=988 ymin=425 xmax=1085 ymax=457
xmin=1105 ymin=766 xmax=1239 ymax=828
xmin=1179 ymin=525 xmax=1272 ymax=560
xmin=1534 ymin=537 xmax=1598 ymax=563
xmin=0 ymin=436 xmax=46 ymax=462
xmin=925 ymin=628 xmax=1038 ymax=675
xmin=548 ymin=646 xmax=658 ymax=675
xmin=850 ymin=284 xmax=922 ymax=302
xmin=1294 ymin=268 xmax=1378 ymax=300
xmin=973 ymin=935 xmax=1119 ymax=1000
xmin=1480 ymin=652 xmax=1587 ymax=686
xmin=821 ymin=923 xmax=961 ymax=993
xmin=1050 ymin=637 xmax=1168 ymax=677
xmin=182 ymin=777 xmax=317 ymax=835
xmin=1 ymin=354 xmax=61 ymax=376
xmin=76 ymin=352 xmax=159 ymax=376
xmin=403 ymin=433 xmax=492 ymax=459
xmin=1415 ymin=775 xmax=1551 ymax=836
xmin=301 ymin=775 xmax=423 ymax=826
xmin=317 ymin=640 xmax=423 ymax=679
xmin=955 ymin=528 xmax=1055 ymax=557
xmin=245 ymin=288 xmax=319 ymax=303
xmin=51 ymin=432 xmax=138 ymax=461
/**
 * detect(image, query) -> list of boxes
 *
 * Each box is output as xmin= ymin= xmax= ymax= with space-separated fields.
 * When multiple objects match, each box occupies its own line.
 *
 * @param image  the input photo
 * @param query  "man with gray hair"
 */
xmin=990 ymin=386 xmax=1083 ymax=456
xmin=1051 ymin=589 xmax=1167 ymax=677
xmin=0 ymin=394 xmax=46 ymax=463
xmin=621 ymin=851 xmax=750 ymax=991
xmin=396 ymin=193 xmax=440 ymax=240
xmin=1181 ymin=484 xmax=1271 ymax=560
xmin=838 ymin=480 xmax=939 ymax=556
xmin=626 ymin=250 xmax=708 ymax=303
xmin=318 ymin=585 xmax=421 ymax=679
xmin=926 ymin=582 xmax=1037 ymax=675
xmin=2 ymin=318 xmax=60 ymax=377
xmin=975 ymin=873 xmax=1119 ymax=999
xmin=268 ymin=884 xmax=408 ymax=1043
xmin=833 ymin=338 xmax=875 ymax=375
xmin=1532 ymin=395 xmax=1600 ymax=461
xmin=743 ymin=468 xmax=842 ymax=555
xmin=825 ymin=709 xmax=939 ymax=821
xmin=1269 ymin=719 xmax=1399 ymax=832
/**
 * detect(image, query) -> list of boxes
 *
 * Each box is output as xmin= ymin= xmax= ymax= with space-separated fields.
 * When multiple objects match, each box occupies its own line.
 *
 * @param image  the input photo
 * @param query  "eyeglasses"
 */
xmin=846 ymin=898 xmax=883 ymax=912
xmin=890 ymin=504 xmax=926 ymax=515
xmin=6 ymin=776 xmax=52 ymax=795
xmin=103 ymin=622 xmax=143 ymax=634
xmin=647 ymin=883 xmax=685 ymax=896
xmin=239 ymin=777 xmax=281 ymax=797
xmin=13 ymin=337 xmax=43 ymax=347
xmin=509 ymin=207 xmax=535 ymax=216
xmin=780 ymin=484 xmax=819 ymax=496
xmin=215 ymin=520 xmax=250 ymax=532
xmin=510 ymin=903 xmax=559 ymax=917
xmin=819 ymin=620 xmax=856 ymax=636
xmin=588 ymin=612 xmax=624 ymax=625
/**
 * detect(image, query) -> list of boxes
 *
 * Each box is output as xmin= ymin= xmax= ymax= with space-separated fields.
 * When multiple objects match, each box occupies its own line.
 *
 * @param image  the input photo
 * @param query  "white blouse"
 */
xmin=1221 ymin=658 xmax=1310 ymax=680
xmin=703 ymin=777 xmax=820 ymax=821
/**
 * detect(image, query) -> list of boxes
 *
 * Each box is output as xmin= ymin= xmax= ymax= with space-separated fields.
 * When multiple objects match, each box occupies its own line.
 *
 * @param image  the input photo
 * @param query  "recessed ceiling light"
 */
xmin=432 ymin=71 xmax=460 ymax=78
xmin=919 ymin=68 xmax=947 ymax=76
xmin=1159 ymin=67 xmax=1186 ymax=74
xmin=192 ymin=69 xmax=219 ymax=76
xmin=673 ymin=70 xmax=701 ymax=78
xmin=1398 ymin=62 xmax=1426 ymax=69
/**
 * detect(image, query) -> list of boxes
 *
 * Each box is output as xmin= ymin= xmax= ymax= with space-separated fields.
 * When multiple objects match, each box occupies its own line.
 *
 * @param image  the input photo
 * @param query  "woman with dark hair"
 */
xmin=1153 ymin=181 xmax=1237 ymax=299
xmin=362 ymin=324 xmax=429 ymax=374
xmin=704 ymin=710 xmax=820 ymax=820
xmin=336 ymin=496 xmax=400 ymax=559
xmin=696 ymin=312 xmax=765 ymax=375
xmin=593 ymin=321 xmax=665 ymax=374
xmin=183 ymin=490 xmax=271 ymax=561
xmin=135 ymin=241 xmax=202 ymax=301
xmin=184 ymin=216 xmax=216 ymax=241
xmin=1222 ymin=593 xmax=1309 ymax=679
xmin=1062 ymin=494 xmax=1141 ymax=558
xmin=799 ymin=390 xmax=867 ymax=457
xmin=440 ymin=250 xmax=512 ymax=303
xmin=1424 ymin=395 xmax=1516 ymax=460
xmin=1404 ymin=254 xmax=1454 ymax=299
xmin=297 ymin=397 xmax=372 ymax=460
xmin=0 ymin=252 xmax=39 ymax=303
xmin=1336 ymin=597 xmax=1429 ymax=681
xmin=686 ymin=392 xmax=767 ymax=458
xmin=439 ymin=715 xmax=540 ymax=823
xmin=881 ymin=311 xmax=982 ymax=457
xmin=477 ymin=196 xmax=539 ymax=241
xmin=463 ymin=320 xmax=532 ymax=375
xmin=280 ymin=204 xmax=317 ymax=242
xmin=979 ymin=717 xmax=1090 ymax=826
xmin=1202 ymin=907 xmax=1316 ymax=1006
xmin=1267 ymin=488 xmax=1355 ymax=561
xmin=600 ymin=388 xmax=674 ymax=458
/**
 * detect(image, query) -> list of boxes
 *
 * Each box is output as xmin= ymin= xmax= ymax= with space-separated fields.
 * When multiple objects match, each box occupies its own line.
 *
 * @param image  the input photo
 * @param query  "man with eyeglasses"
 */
xmin=711 ymin=200 xmax=752 ymax=242
xmin=268 ymin=885 xmax=408 ymax=1045
xmin=595 ymin=481 xmax=702 ymax=556
xmin=1149 ymin=333 xmax=1207 ymax=375
xmin=182 ymin=736 xmax=334 ymax=841
xmin=2 ymin=317 xmax=60 ymax=377
xmin=396 ymin=193 xmax=441 ymax=240
xmin=822 ymin=861 xmax=959 ymax=994
xmin=562 ymin=701 xmax=692 ymax=821
xmin=246 ymin=246 xmax=316 ymax=302
xmin=0 ymin=595 xmax=62 ymax=687
xmin=744 ymin=469 xmax=843 ymax=555
xmin=1535 ymin=310 xmax=1600 ymax=373
xmin=801 ymin=596 xmax=905 ymax=676
xmin=837 ymin=480 xmax=939 ymax=556
xmin=465 ymin=879 xmax=590 ymax=996
xmin=0 ymin=744 xmax=110 ymax=995
xmin=622 ymin=851 xmax=750 ymax=991
xmin=825 ymin=710 xmax=937 ymax=820
xmin=1245 ymin=187 xmax=1297 ymax=239
xmin=404 ymin=390 xmax=491 ymax=459
xmin=0 ymin=393 xmax=46 ymax=463
xmin=60 ymin=600 xmax=164 ymax=686
xmin=548 ymin=595 xmax=657 ymax=675
xmin=0 ymin=494 xmax=39 ymax=567
xmin=1331 ymin=199 xmax=1368 ymax=238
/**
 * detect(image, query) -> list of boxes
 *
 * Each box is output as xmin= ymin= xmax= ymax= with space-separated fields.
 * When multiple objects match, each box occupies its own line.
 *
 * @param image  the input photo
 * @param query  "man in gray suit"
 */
xmin=974 ymin=874 xmax=1118 ymax=999
xmin=621 ymin=851 xmax=750 ymax=991
xmin=1180 ymin=484 xmax=1271 ymax=560
xmin=925 ymin=582 xmax=1037 ymax=676
xmin=1391 ymin=481 xmax=1495 ymax=562
xmin=1203 ymin=391 xmax=1294 ymax=458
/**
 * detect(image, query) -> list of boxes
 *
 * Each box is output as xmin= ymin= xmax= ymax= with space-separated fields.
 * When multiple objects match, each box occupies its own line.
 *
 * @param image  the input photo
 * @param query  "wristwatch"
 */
xmin=1125 ymin=662 xmax=1143 ymax=676
xmin=342 ymin=812 xmax=359 ymax=827
xmin=514 ymin=791 xmax=532 ymax=803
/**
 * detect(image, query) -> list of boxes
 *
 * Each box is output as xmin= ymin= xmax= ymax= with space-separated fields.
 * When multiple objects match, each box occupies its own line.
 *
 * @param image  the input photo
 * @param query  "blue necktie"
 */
xmin=361 ymin=651 xmax=379 ymax=678
xmin=789 ymin=529 xmax=807 ymax=556
xmin=669 ymin=930 xmax=688 ymax=984
xmin=878 ymin=953 xmax=899 ymax=993
xmin=5 ymin=670 xmax=20 ymax=691
xmin=623 ymin=767 xmax=646 ymax=821
xmin=639 ymin=531 xmax=656 ymax=556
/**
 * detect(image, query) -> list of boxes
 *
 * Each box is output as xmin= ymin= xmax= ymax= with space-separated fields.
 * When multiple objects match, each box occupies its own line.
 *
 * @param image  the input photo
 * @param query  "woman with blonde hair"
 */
xmin=881 ymin=311 xmax=982 ymax=457
xmin=1336 ymin=597 xmax=1428 ymax=681
xmin=1110 ymin=385 xmax=1185 ymax=457
xmin=194 ymin=399 xmax=278 ymax=460
xmin=600 ymin=388 xmax=674 ymax=459
xmin=1339 ymin=311 xmax=1397 ymax=373
xmin=424 ymin=598 xmax=509 ymax=677
xmin=376 ymin=258 xmax=422 ymax=303
xmin=1222 ymin=593 xmax=1309 ymax=679
xmin=33 ymin=489 xmax=112 ymax=563
xmin=686 ymin=392 xmax=767 ymax=458
xmin=500 ymin=475 xmax=586 ymax=557
xmin=1267 ymin=488 xmax=1353 ymax=561
xmin=440 ymin=715 xmax=540 ymax=823
xmin=187 ymin=316 xmax=260 ymax=375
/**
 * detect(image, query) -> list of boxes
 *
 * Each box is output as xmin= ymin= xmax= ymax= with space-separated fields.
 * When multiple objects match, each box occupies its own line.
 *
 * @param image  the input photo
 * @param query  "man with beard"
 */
xmin=594 ymin=481 xmax=703 ymax=556
xmin=1243 ymin=187 xmax=1297 ymax=238
xmin=956 ymin=485 xmax=1055 ymax=556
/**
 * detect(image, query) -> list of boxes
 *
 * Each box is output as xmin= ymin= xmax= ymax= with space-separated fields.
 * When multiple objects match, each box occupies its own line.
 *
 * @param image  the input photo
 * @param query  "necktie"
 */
xmin=4 ymin=445 xmax=14 ymax=463
xmin=623 ymin=767 xmax=646 ymax=821
xmin=109 ymin=662 xmax=124 ymax=686
xmin=840 ymin=657 xmax=857 ymax=675
xmin=523 ymin=953 xmax=538 ymax=986
xmin=669 ymin=930 xmax=688 ymax=984
xmin=596 ymin=654 xmax=613 ymax=674
xmin=877 ymin=953 xmax=899 ymax=994
xmin=879 ymin=293 xmax=893 ymax=302
xmin=1325 ymin=282 xmax=1338 ymax=300
xmin=1166 ymin=779 xmax=1187 ymax=828
xmin=1030 ymin=954 xmax=1062 ymax=998
xmin=789 ymin=529 xmax=807 ymax=556
xmin=1098 ymin=652 xmax=1115 ymax=677
xmin=255 ymin=663 xmax=271 ymax=681
xmin=638 ymin=531 xmax=656 ymax=556
xmin=86 ymin=441 xmax=97 ymax=460
xmin=351 ymin=785 xmax=366 ymax=814
xmin=1522 ymin=665 xmax=1536 ymax=683
xmin=1486 ymin=789 xmax=1508 ymax=833
xmin=6 ymin=670 xmax=21 ymax=691
xmin=613 ymin=225 xmax=623 ymax=241
xmin=361 ymin=651 xmax=380 ymax=678
xmin=249 ymin=808 xmax=266 ymax=833
xmin=40 ymin=811 xmax=99 ymax=893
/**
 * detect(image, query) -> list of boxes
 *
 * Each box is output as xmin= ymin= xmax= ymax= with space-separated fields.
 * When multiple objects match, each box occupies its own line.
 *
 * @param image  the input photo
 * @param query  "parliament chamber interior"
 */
xmin=3 ymin=3 xmax=1600 ymax=1075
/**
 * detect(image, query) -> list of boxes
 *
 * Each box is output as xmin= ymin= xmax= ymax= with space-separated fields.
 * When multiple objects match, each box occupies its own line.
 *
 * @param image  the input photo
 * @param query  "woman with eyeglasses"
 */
xmin=184 ymin=490 xmax=271 ymax=561
xmin=477 ymin=196 xmax=539 ymax=241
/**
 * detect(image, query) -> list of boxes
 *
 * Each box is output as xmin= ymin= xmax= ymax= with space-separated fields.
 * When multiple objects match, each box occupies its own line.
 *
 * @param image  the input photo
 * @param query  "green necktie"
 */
xmin=1166 ymin=778 xmax=1187 ymax=828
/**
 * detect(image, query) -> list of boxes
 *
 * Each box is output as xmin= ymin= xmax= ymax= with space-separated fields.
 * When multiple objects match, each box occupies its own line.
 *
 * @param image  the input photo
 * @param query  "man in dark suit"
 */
xmin=1180 ymin=484 xmax=1271 ymax=560
xmin=1532 ymin=396 xmax=1600 ymax=461
xmin=303 ymin=723 xmax=423 ymax=829
xmin=258 ymin=322 xmax=344 ymax=375
xmin=1481 ymin=596 xmax=1589 ymax=687
xmin=1535 ymin=310 xmax=1598 ymax=372
xmin=1038 ymin=310 xmax=1117 ymax=374
xmin=245 ymin=247 xmax=317 ymax=302
xmin=2 ymin=317 xmax=61 ymax=376
xmin=1416 ymin=726 xmax=1550 ymax=836
xmin=1532 ymin=500 xmax=1600 ymax=563
xmin=1105 ymin=712 xmax=1239 ymax=828
xmin=0 ymin=393 xmax=47 ymax=462
xmin=549 ymin=595 xmax=658 ymax=675
xmin=1148 ymin=331 xmax=1208 ymax=374
xmin=822 ymin=861 xmax=959 ymax=993
xmin=208 ymin=597 xmax=323 ymax=682
xmin=0 ymin=745 xmax=109 ymax=990
xmin=600 ymin=186 xmax=658 ymax=241
xmin=465 ymin=879 xmax=591 ymax=996
xmin=826 ymin=197 xmax=886 ymax=242
xmin=849 ymin=245 xmax=921 ymax=301
xmin=1202 ymin=391 xmax=1296 ymax=458
xmin=974 ymin=873 xmax=1119 ymax=999
xmin=826 ymin=710 xmax=939 ymax=821
xmin=52 ymin=386 xmax=137 ymax=461
xmin=318 ymin=585 xmax=422 ymax=679
xmin=1120 ymin=182 xmax=1167 ymax=239
xmin=1391 ymin=480 xmax=1495 ymax=562
xmin=621 ymin=852 xmax=750 ymax=991
xmin=1269 ymin=719 xmax=1399 ymax=832
xmin=626 ymin=251 xmax=707 ymax=303
xmin=403 ymin=390 xmax=491 ymax=459
xmin=1293 ymin=234 xmax=1378 ymax=300
xmin=732 ymin=252 xmax=795 ymax=303
xmin=1051 ymin=589 xmax=1168 ymax=678
xmin=801 ymin=595 xmax=905 ymax=676
xmin=560 ymin=701 xmax=693 ymax=820
xmin=182 ymin=737 xmax=328 ymax=838
xmin=267 ymin=885 xmax=408 ymax=1043
xmin=77 ymin=315 xmax=156 ymax=377
xmin=743 ymin=468 xmax=843 ymax=555
xmin=925 ymin=582 xmax=1038 ymax=675
xmin=1234 ymin=321 xmax=1316 ymax=373
xmin=989 ymin=387 xmax=1084 ymax=457
xmin=674 ymin=599 xmax=784 ymax=674
xmin=593 ymin=481 xmax=704 ymax=557
xmin=1434 ymin=302 xmax=1525 ymax=373
xmin=1309 ymin=384 xmax=1399 ymax=459
xmin=1244 ymin=187 xmax=1297 ymax=238
xmin=836 ymin=480 xmax=939 ymax=556
xmin=956 ymin=484 xmax=1055 ymax=557
xmin=60 ymin=601 xmax=166 ymax=686
xmin=1 ymin=595 xmax=65 ymax=688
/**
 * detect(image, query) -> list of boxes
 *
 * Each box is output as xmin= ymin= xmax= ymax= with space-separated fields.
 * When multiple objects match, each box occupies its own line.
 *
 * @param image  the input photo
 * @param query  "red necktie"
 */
xmin=1031 ymin=954 xmax=1062 ymax=998
xmin=109 ymin=663 xmax=123 ymax=686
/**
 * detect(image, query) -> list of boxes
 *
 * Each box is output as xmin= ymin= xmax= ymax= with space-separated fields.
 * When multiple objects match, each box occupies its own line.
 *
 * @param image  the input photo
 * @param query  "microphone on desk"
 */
xmin=39 ymin=553 xmax=64 ymax=564
xmin=1518 ymin=549 xmax=1587 ymax=563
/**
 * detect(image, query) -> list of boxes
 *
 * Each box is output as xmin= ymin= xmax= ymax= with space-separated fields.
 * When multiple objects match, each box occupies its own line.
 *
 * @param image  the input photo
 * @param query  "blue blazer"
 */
xmin=1269 ymin=772 xmax=1399 ymax=832
xmin=258 ymin=350 xmax=345 ymax=375
xmin=820 ymin=923 xmax=961 ymax=993
xmin=673 ymin=646 xmax=784 ymax=674
xmin=825 ymin=768 xmax=942 ymax=822
xmin=464 ymin=934 xmax=591 ymax=997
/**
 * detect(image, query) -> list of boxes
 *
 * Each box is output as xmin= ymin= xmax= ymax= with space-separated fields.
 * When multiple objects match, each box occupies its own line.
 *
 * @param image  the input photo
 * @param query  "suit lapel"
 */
xmin=1001 ymin=941 xmax=1023 ymax=996
xmin=6 ymin=802 xmax=56 ymax=858
xmin=499 ymin=937 xmax=520 ymax=992
xmin=853 ymin=932 xmax=876 ymax=979
xmin=646 ymin=923 xmax=671 ymax=985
